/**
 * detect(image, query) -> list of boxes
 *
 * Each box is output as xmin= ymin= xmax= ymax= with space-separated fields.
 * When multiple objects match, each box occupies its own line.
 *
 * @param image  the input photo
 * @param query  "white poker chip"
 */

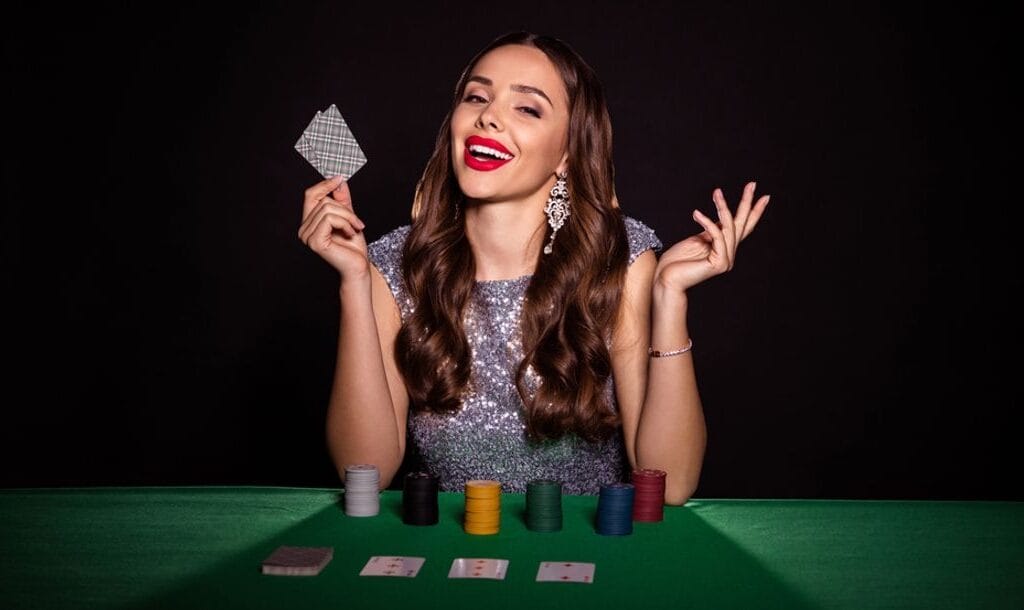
xmin=343 ymin=464 xmax=381 ymax=517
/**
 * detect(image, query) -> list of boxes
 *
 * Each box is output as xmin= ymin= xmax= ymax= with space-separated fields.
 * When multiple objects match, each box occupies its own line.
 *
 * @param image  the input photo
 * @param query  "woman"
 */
xmin=298 ymin=31 xmax=769 ymax=505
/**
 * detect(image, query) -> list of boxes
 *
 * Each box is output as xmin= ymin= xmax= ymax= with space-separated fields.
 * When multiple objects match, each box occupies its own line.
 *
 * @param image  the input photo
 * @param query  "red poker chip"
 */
xmin=632 ymin=469 xmax=667 ymax=477
xmin=630 ymin=468 xmax=666 ymax=517
xmin=633 ymin=503 xmax=663 ymax=510
xmin=634 ymin=493 xmax=662 ymax=501
xmin=631 ymin=482 xmax=664 ymax=488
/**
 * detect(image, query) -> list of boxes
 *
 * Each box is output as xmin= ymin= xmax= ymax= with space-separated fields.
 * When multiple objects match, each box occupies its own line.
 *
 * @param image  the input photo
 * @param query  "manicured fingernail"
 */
xmin=764 ymin=195 xmax=770 ymax=204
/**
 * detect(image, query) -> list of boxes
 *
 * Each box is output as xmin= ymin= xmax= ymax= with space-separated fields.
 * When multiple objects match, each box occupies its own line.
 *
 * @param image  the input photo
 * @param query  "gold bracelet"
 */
xmin=648 ymin=338 xmax=694 ymax=358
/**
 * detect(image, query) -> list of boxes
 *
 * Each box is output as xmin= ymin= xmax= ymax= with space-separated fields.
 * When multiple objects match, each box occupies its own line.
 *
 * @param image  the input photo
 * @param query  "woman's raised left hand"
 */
xmin=653 ymin=181 xmax=770 ymax=293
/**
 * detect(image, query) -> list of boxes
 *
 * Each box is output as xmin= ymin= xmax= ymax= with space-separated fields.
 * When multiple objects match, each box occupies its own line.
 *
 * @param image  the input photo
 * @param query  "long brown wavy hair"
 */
xmin=396 ymin=31 xmax=630 ymax=443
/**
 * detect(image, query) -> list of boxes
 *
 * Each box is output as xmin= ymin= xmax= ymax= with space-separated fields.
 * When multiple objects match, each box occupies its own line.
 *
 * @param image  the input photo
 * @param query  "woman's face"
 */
xmin=450 ymin=44 xmax=570 ymax=205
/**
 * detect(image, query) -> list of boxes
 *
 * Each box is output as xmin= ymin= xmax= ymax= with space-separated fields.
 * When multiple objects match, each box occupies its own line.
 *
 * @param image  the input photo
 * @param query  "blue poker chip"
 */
xmin=595 ymin=482 xmax=635 ymax=535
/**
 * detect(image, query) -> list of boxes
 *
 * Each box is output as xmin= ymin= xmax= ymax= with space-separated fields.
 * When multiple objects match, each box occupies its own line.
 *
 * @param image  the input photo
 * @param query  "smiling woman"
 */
xmin=297 ymin=31 xmax=770 ymax=505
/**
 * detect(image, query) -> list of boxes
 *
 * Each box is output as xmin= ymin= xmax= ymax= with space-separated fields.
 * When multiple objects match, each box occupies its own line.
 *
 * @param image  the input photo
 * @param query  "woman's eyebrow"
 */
xmin=467 ymin=75 xmax=553 ymax=107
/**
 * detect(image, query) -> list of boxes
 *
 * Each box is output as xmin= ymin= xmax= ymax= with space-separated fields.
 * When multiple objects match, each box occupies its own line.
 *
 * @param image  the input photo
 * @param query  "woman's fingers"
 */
xmin=731 ymin=182 xmax=756 ymax=236
xmin=305 ymin=211 xmax=363 ymax=255
xmin=692 ymin=208 xmax=730 ymax=273
xmin=729 ymin=181 xmax=771 ymax=242
xmin=740 ymin=194 xmax=770 ymax=240
xmin=302 ymin=175 xmax=347 ymax=219
xmin=712 ymin=187 xmax=738 ymax=265
xmin=299 ymin=199 xmax=365 ymax=245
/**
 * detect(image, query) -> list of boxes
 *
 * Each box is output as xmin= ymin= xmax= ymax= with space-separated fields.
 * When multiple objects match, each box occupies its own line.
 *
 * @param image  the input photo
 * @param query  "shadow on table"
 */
xmin=131 ymin=494 xmax=818 ymax=610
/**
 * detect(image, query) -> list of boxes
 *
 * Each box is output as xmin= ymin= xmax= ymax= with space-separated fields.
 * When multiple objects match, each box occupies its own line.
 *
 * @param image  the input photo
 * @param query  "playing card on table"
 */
xmin=359 ymin=555 xmax=425 ymax=578
xmin=448 ymin=558 xmax=509 ymax=580
xmin=536 ymin=561 xmax=595 ymax=583
xmin=295 ymin=103 xmax=367 ymax=180
xmin=260 ymin=545 xmax=333 ymax=576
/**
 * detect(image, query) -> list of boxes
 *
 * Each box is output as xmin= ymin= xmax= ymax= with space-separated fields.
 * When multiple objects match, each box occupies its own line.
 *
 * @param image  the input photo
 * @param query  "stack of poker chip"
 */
xmin=525 ymin=479 xmax=563 ymax=532
xmin=595 ymin=482 xmax=635 ymax=535
xmin=631 ymin=469 xmax=667 ymax=522
xmin=402 ymin=471 xmax=439 ymax=526
xmin=463 ymin=480 xmax=502 ymax=535
xmin=343 ymin=464 xmax=380 ymax=517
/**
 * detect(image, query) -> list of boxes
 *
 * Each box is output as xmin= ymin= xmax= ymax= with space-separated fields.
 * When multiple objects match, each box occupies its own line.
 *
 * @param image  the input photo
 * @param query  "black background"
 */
xmin=4 ymin=2 xmax=1019 ymax=499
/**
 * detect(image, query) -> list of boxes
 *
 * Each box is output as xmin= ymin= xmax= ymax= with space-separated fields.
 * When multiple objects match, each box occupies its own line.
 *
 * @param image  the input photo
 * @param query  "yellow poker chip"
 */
xmin=464 ymin=511 xmax=499 ymax=521
xmin=464 ymin=498 xmax=501 ymax=511
xmin=464 ymin=480 xmax=502 ymax=498
xmin=466 ymin=479 xmax=501 ymax=488
xmin=464 ymin=523 xmax=501 ymax=532
xmin=463 ymin=513 xmax=501 ymax=524
xmin=465 ymin=508 xmax=501 ymax=518
xmin=463 ymin=479 xmax=502 ymax=535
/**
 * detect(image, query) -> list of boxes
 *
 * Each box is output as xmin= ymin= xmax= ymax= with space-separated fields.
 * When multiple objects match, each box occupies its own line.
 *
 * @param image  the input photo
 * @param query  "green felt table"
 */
xmin=1 ymin=487 xmax=1021 ymax=609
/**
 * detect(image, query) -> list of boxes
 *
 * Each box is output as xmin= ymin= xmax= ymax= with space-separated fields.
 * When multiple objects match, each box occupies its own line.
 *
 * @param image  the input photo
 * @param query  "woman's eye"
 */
xmin=518 ymin=107 xmax=541 ymax=118
xmin=464 ymin=94 xmax=487 ymax=103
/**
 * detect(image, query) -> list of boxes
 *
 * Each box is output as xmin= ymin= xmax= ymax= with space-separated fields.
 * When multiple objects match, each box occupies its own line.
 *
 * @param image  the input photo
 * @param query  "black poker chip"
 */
xmin=402 ymin=471 xmax=439 ymax=526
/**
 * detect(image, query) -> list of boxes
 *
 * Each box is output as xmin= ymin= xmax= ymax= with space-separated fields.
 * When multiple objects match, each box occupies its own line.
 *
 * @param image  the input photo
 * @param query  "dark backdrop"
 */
xmin=4 ymin=2 xmax=1018 ymax=500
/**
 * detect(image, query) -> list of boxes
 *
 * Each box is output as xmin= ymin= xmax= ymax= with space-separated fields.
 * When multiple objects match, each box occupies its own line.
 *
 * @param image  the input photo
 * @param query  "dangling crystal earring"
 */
xmin=543 ymin=172 xmax=570 ymax=254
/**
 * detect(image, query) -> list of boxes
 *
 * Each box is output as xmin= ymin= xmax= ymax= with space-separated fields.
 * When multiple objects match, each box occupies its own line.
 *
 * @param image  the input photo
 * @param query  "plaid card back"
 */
xmin=295 ymin=104 xmax=367 ymax=180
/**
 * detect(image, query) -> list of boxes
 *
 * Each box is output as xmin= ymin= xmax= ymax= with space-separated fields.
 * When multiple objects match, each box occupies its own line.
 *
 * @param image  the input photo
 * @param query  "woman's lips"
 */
xmin=464 ymin=148 xmax=513 ymax=171
xmin=464 ymin=135 xmax=514 ymax=171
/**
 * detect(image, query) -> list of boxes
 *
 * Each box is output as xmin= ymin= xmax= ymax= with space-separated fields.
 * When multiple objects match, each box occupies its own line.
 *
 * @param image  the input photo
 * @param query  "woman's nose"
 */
xmin=475 ymin=104 xmax=503 ymax=131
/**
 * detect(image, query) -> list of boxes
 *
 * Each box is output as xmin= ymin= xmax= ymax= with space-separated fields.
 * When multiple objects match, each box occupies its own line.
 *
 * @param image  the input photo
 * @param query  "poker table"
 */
xmin=1 ymin=487 xmax=1021 ymax=609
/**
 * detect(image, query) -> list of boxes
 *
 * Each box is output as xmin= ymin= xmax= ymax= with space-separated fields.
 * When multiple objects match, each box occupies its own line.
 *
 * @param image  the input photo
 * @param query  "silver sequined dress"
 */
xmin=367 ymin=217 xmax=662 ymax=495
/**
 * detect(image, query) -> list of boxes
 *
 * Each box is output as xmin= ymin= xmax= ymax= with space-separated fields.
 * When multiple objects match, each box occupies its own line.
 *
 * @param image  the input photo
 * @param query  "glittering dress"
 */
xmin=367 ymin=217 xmax=662 ymax=495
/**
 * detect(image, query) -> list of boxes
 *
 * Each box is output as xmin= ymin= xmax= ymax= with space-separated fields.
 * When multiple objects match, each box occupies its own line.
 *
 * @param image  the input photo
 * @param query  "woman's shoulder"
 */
xmin=622 ymin=215 xmax=663 ymax=265
xmin=366 ymin=224 xmax=413 ymax=316
xmin=368 ymin=225 xmax=411 ymax=286
xmin=366 ymin=224 xmax=412 ymax=271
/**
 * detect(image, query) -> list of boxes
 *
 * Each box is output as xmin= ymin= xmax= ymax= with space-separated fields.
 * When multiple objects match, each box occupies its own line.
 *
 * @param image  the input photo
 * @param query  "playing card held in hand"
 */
xmin=295 ymin=104 xmax=367 ymax=180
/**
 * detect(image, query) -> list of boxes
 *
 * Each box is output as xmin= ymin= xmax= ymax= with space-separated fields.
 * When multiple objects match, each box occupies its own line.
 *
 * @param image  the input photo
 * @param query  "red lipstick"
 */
xmin=464 ymin=135 xmax=514 ymax=171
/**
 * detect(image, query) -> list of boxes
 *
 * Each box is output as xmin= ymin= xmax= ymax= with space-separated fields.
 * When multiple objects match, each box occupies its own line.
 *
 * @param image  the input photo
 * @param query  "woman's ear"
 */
xmin=556 ymin=152 xmax=569 ymax=177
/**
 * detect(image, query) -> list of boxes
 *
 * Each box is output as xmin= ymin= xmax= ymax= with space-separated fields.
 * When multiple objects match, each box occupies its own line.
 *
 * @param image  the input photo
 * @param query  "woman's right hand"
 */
xmin=298 ymin=175 xmax=370 ymax=282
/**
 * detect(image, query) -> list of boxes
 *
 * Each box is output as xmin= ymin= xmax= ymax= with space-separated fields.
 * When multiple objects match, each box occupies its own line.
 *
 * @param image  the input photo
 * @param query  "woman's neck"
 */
xmin=464 ymin=199 xmax=547 ymax=281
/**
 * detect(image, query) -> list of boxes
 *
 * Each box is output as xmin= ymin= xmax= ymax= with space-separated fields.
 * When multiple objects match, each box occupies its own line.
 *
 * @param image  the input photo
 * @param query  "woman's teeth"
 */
xmin=468 ymin=144 xmax=513 ymax=160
